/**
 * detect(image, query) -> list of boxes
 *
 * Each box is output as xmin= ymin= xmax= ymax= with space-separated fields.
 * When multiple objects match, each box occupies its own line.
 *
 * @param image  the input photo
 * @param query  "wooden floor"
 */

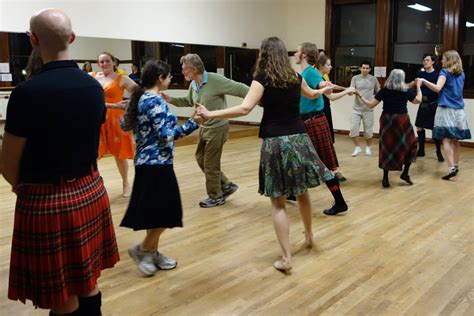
xmin=0 ymin=133 xmax=473 ymax=315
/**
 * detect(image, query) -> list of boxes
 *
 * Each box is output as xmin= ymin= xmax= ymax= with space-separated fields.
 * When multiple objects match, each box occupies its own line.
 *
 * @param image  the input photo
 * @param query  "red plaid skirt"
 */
xmin=304 ymin=115 xmax=339 ymax=170
xmin=379 ymin=113 xmax=417 ymax=171
xmin=8 ymin=171 xmax=119 ymax=309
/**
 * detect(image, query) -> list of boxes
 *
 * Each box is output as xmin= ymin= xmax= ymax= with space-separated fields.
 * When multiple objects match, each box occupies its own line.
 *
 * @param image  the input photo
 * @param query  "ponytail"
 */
xmin=122 ymin=84 xmax=145 ymax=131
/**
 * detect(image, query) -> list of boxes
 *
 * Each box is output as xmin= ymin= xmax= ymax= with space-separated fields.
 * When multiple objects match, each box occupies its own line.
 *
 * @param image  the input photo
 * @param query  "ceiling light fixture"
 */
xmin=466 ymin=21 xmax=474 ymax=28
xmin=407 ymin=3 xmax=432 ymax=12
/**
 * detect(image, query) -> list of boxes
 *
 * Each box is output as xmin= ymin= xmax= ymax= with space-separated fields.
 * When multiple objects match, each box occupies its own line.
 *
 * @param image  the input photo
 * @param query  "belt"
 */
xmin=21 ymin=163 xmax=98 ymax=185
xmin=301 ymin=111 xmax=324 ymax=121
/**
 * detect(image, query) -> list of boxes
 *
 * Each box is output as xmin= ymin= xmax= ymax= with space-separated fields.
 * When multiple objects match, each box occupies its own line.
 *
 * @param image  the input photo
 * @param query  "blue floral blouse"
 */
xmin=124 ymin=92 xmax=198 ymax=166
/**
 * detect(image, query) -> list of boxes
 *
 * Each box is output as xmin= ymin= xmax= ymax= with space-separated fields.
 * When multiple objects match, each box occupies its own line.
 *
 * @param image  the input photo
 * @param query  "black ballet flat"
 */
xmin=400 ymin=174 xmax=413 ymax=185
xmin=441 ymin=170 xmax=457 ymax=180
xmin=382 ymin=178 xmax=390 ymax=188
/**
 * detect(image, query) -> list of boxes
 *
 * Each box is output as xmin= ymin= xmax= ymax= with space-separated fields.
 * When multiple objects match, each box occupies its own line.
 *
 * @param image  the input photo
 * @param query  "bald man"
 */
xmin=2 ymin=9 xmax=119 ymax=315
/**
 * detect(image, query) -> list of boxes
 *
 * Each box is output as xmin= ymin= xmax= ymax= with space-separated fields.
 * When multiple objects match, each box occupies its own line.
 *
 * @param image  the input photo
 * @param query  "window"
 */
xmin=8 ymin=32 xmax=32 ymax=85
xmin=225 ymin=47 xmax=258 ymax=85
xmin=160 ymin=43 xmax=188 ymax=89
xmin=333 ymin=3 xmax=376 ymax=86
xmin=190 ymin=44 xmax=217 ymax=73
xmin=393 ymin=0 xmax=443 ymax=82
xmin=461 ymin=0 xmax=474 ymax=94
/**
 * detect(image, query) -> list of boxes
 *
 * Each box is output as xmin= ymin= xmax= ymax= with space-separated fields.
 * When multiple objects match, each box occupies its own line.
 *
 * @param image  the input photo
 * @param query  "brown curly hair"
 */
xmin=254 ymin=37 xmax=299 ymax=88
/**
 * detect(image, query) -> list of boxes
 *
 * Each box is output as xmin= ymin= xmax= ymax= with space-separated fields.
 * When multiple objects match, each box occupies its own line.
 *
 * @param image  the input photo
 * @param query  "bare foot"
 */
xmin=122 ymin=182 xmax=131 ymax=198
xmin=304 ymin=232 xmax=314 ymax=248
xmin=273 ymin=258 xmax=292 ymax=272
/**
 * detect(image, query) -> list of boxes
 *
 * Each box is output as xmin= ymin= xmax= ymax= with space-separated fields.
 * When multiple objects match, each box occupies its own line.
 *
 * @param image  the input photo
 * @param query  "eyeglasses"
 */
xmin=26 ymin=30 xmax=32 ymax=37
xmin=169 ymin=75 xmax=173 ymax=80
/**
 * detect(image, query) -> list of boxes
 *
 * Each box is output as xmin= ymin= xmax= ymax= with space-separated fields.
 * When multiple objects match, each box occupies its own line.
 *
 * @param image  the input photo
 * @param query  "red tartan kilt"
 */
xmin=8 ymin=171 xmax=120 ymax=309
xmin=304 ymin=115 xmax=339 ymax=170
xmin=379 ymin=113 xmax=418 ymax=171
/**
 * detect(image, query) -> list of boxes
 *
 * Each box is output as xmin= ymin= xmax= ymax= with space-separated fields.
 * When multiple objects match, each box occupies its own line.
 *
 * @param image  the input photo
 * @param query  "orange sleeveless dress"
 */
xmin=94 ymin=73 xmax=135 ymax=160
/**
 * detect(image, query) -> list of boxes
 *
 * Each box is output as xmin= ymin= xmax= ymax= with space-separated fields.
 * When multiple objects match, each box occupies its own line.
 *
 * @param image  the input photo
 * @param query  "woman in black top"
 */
xmin=358 ymin=69 xmax=422 ymax=188
xmin=197 ymin=37 xmax=348 ymax=272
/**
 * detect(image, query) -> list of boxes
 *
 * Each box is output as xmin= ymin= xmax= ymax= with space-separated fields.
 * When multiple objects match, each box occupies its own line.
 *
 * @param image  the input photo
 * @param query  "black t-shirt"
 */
xmin=254 ymin=73 xmax=306 ymax=138
xmin=374 ymin=88 xmax=416 ymax=114
xmin=418 ymin=70 xmax=439 ymax=102
xmin=5 ymin=60 xmax=106 ymax=181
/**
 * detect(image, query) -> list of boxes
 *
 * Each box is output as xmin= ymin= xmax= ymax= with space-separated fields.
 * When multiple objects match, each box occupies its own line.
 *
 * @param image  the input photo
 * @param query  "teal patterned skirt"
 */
xmin=258 ymin=133 xmax=334 ymax=198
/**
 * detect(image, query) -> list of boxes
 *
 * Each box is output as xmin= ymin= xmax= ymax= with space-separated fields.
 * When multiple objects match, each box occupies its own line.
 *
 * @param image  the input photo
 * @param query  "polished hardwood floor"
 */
xmin=0 ymin=133 xmax=473 ymax=315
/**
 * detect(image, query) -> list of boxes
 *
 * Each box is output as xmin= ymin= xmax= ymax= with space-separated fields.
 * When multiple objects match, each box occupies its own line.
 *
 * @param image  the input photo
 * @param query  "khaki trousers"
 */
xmin=195 ymin=124 xmax=230 ymax=199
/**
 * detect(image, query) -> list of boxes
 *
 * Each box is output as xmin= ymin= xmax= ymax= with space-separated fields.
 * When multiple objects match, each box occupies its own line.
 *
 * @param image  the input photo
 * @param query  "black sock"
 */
xmin=325 ymin=177 xmax=346 ymax=206
xmin=417 ymin=130 xmax=425 ymax=152
xmin=434 ymin=139 xmax=442 ymax=153
xmin=383 ymin=170 xmax=389 ymax=180
xmin=78 ymin=292 xmax=102 ymax=316
xmin=402 ymin=162 xmax=411 ymax=176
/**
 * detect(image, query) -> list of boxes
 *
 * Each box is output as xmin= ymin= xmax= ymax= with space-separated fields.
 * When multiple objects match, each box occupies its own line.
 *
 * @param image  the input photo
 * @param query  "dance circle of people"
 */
xmin=0 ymin=8 xmax=471 ymax=315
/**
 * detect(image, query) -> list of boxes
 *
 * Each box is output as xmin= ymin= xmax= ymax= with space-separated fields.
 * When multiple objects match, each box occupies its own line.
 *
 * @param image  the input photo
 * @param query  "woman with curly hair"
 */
xmin=197 ymin=37 xmax=347 ymax=272
xmin=418 ymin=50 xmax=471 ymax=180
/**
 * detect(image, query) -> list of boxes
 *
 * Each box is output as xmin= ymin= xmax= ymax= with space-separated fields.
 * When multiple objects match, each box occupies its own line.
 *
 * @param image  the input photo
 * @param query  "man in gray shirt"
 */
xmin=350 ymin=61 xmax=380 ymax=156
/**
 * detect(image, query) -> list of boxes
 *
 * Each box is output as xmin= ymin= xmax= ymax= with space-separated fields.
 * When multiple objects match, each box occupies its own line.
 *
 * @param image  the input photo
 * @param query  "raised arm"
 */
xmin=301 ymin=78 xmax=333 ymax=99
xmin=164 ymin=87 xmax=194 ymax=108
xmin=216 ymin=75 xmax=249 ymax=98
xmin=357 ymin=90 xmax=380 ymax=109
xmin=411 ymin=79 xmax=423 ymax=104
xmin=197 ymin=80 xmax=263 ymax=119
xmin=420 ymin=75 xmax=446 ymax=93
xmin=325 ymin=86 xmax=356 ymax=101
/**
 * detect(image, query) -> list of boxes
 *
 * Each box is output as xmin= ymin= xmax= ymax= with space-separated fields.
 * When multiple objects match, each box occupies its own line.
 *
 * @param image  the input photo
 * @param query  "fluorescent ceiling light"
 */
xmin=407 ymin=3 xmax=432 ymax=12
xmin=467 ymin=21 xmax=474 ymax=28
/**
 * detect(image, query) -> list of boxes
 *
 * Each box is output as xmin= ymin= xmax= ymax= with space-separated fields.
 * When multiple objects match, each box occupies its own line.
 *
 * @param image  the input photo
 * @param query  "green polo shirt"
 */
xmin=170 ymin=72 xmax=249 ymax=128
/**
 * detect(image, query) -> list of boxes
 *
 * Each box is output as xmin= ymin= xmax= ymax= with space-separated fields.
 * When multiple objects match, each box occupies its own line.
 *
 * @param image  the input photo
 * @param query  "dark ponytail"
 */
xmin=121 ymin=59 xmax=171 ymax=131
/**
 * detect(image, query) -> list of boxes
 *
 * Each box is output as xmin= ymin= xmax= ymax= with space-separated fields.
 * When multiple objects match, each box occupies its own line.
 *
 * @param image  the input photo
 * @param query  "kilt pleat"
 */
xmin=379 ymin=113 xmax=417 ymax=171
xmin=8 ymin=171 xmax=119 ymax=309
xmin=304 ymin=115 xmax=339 ymax=170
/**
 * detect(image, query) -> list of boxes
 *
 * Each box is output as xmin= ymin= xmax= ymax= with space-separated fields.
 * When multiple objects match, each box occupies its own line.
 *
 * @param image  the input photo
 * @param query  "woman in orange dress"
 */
xmin=91 ymin=52 xmax=137 ymax=197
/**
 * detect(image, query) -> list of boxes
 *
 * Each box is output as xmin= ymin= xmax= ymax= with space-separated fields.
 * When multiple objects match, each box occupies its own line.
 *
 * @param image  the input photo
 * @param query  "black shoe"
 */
xmin=222 ymin=182 xmax=238 ymax=199
xmin=334 ymin=172 xmax=347 ymax=183
xmin=382 ymin=178 xmax=390 ymax=188
xmin=436 ymin=151 xmax=444 ymax=162
xmin=416 ymin=150 xmax=425 ymax=157
xmin=400 ymin=173 xmax=413 ymax=185
xmin=323 ymin=202 xmax=348 ymax=215
xmin=199 ymin=196 xmax=225 ymax=208
xmin=286 ymin=195 xmax=297 ymax=201
xmin=441 ymin=169 xmax=457 ymax=180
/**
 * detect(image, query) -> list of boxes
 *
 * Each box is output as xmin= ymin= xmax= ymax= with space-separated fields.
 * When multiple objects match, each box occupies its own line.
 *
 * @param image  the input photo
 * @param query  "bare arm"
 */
xmin=421 ymin=75 xmax=446 ymax=93
xmin=411 ymin=79 xmax=423 ymax=104
xmin=196 ymin=80 xmax=263 ymax=119
xmin=325 ymin=87 xmax=355 ymax=101
xmin=357 ymin=91 xmax=380 ymax=109
xmin=301 ymin=79 xmax=332 ymax=99
xmin=1 ymin=132 xmax=26 ymax=187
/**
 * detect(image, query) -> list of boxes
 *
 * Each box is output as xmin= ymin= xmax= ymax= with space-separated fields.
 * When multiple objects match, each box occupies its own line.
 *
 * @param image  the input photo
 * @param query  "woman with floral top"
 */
xmin=120 ymin=59 xmax=200 ymax=276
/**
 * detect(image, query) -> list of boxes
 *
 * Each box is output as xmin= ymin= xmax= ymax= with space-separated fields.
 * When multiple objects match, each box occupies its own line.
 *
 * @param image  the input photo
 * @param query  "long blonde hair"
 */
xmin=254 ymin=37 xmax=299 ymax=88
xmin=443 ymin=50 xmax=463 ymax=75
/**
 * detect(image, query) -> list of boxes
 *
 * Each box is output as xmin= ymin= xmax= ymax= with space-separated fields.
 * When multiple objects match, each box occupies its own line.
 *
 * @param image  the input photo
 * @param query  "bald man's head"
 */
xmin=29 ymin=8 xmax=73 ymax=52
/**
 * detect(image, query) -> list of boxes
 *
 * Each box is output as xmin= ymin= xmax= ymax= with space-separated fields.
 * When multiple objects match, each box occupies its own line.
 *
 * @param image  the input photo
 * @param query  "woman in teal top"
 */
xmin=419 ymin=50 xmax=471 ymax=180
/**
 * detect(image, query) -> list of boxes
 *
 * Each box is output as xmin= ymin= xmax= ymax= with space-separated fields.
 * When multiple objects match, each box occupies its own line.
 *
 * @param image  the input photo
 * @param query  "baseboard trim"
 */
xmin=176 ymin=117 xmax=474 ymax=148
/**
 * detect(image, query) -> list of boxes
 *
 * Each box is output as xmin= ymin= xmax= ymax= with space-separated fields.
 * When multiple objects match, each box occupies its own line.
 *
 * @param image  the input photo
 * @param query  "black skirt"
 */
xmin=415 ymin=100 xmax=438 ymax=130
xmin=121 ymin=164 xmax=183 ymax=230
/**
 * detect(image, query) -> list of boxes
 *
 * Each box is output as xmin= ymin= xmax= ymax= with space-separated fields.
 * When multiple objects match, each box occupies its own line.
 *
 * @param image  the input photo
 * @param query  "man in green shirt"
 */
xmin=162 ymin=54 xmax=249 ymax=208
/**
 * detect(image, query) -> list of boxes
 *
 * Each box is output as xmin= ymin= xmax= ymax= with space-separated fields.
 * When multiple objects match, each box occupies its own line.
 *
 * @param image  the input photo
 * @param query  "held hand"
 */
xmin=116 ymin=100 xmax=128 ymax=110
xmin=195 ymin=103 xmax=211 ymax=120
xmin=346 ymin=87 xmax=356 ymax=94
xmin=159 ymin=92 xmax=172 ymax=103
xmin=415 ymin=78 xmax=423 ymax=87
xmin=192 ymin=112 xmax=204 ymax=125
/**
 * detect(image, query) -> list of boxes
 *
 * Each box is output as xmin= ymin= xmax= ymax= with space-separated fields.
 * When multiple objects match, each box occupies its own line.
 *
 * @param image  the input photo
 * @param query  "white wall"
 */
xmin=285 ymin=0 xmax=326 ymax=50
xmin=0 ymin=0 xmax=288 ymax=49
